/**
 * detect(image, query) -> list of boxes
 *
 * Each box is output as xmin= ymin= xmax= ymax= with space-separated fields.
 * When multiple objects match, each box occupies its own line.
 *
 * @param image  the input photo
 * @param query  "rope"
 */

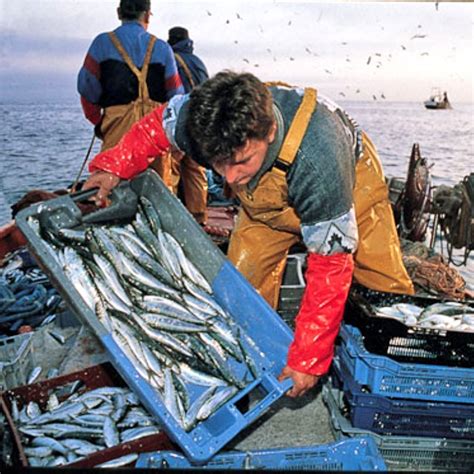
xmin=71 ymin=132 xmax=96 ymax=192
xmin=403 ymin=254 xmax=466 ymax=299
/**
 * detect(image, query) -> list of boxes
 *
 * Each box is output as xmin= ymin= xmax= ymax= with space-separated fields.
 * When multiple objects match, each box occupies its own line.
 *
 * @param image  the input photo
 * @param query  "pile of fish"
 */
xmin=11 ymin=382 xmax=161 ymax=467
xmin=374 ymin=301 xmax=474 ymax=332
xmin=0 ymin=249 xmax=62 ymax=337
xmin=27 ymin=196 xmax=258 ymax=433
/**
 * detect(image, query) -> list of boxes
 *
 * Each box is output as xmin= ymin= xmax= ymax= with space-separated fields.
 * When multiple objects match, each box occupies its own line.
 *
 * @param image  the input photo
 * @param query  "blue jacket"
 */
xmin=78 ymin=21 xmax=183 ymax=124
xmin=170 ymin=39 xmax=209 ymax=93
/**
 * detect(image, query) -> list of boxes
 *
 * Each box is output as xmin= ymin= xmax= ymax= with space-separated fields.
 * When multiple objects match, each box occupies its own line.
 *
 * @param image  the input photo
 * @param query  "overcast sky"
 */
xmin=0 ymin=1 xmax=472 ymax=103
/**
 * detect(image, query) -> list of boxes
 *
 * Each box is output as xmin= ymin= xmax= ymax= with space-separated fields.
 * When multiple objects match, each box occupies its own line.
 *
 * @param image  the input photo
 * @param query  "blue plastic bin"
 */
xmin=323 ymin=382 xmax=474 ymax=472
xmin=331 ymin=357 xmax=474 ymax=439
xmin=135 ymin=437 xmax=387 ymax=470
xmin=337 ymin=323 xmax=474 ymax=403
xmin=15 ymin=170 xmax=294 ymax=464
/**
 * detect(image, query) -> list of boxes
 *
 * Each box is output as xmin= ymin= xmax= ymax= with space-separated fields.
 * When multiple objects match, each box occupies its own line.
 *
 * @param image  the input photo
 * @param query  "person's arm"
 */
xmin=83 ymin=103 xmax=171 ymax=206
xmin=163 ymin=44 xmax=185 ymax=100
xmin=279 ymin=251 xmax=353 ymax=397
xmin=278 ymin=100 xmax=359 ymax=396
xmin=278 ymin=209 xmax=357 ymax=397
xmin=77 ymin=36 xmax=104 ymax=126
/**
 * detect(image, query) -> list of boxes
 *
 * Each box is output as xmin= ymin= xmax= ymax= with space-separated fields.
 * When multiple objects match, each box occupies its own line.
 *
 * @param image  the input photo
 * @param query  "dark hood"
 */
xmin=171 ymin=38 xmax=194 ymax=54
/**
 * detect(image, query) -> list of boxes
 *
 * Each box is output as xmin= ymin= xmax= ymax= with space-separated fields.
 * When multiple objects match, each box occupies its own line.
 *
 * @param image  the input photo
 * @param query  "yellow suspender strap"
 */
xmin=272 ymin=87 xmax=318 ymax=176
xmin=108 ymin=32 xmax=157 ymax=101
xmin=174 ymin=53 xmax=195 ymax=89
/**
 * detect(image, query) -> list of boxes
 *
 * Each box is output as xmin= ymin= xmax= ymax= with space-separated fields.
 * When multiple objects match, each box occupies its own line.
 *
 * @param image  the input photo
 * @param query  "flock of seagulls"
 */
xmin=203 ymin=6 xmax=439 ymax=101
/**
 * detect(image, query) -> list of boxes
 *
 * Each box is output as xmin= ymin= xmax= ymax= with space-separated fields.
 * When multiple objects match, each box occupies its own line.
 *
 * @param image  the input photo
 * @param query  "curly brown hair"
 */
xmin=186 ymin=71 xmax=274 ymax=167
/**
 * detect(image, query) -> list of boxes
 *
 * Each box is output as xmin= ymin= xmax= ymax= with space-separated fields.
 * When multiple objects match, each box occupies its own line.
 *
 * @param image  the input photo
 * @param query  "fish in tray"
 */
xmin=12 ymin=384 xmax=161 ymax=467
xmin=373 ymin=300 xmax=474 ymax=332
xmin=32 ymin=196 xmax=259 ymax=434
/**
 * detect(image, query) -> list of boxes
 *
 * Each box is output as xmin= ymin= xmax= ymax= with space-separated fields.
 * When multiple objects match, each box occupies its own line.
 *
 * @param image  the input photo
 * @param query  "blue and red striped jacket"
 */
xmin=77 ymin=21 xmax=184 ymax=125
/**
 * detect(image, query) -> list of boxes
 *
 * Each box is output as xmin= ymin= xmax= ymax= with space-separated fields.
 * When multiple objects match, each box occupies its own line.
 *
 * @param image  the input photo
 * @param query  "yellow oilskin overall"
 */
xmin=169 ymin=153 xmax=208 ymax=224
xmin=168 ymin=53 xmax=208 ymax=224
xmin=100 ymin=32 xmax=171 ymax=185
xmin=228 ymin=87 xmax=414 ymax=309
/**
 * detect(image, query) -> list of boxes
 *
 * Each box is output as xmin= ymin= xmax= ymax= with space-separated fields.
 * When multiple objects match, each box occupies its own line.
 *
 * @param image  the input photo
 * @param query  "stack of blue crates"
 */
xmin=135 ymin=438 xmax=387 ymax=470
xmin=324 ymin=322 xmax=474 ymax=471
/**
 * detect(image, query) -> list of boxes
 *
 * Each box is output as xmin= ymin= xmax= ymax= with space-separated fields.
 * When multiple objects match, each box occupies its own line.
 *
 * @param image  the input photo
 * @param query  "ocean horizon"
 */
xmin=1 ymin=98 xmax=472 ymax=285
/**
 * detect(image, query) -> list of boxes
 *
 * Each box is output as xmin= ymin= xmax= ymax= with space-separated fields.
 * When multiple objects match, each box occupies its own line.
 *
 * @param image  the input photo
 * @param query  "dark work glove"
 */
xmin=94 ymin=121 xmax=104 ymax=140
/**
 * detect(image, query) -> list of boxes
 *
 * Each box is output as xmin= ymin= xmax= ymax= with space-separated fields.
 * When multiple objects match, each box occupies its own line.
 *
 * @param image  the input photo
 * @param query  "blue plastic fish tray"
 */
xmin=331 ymin=357 xmax=474 ymax=439
xmin=336 ymin=323 xmax=474 ymax=404
xmin=135 ymin=437 xmax=387 ymax=471
xmin=15 ymin=170 xmax=294 ymax=464
xmin=323 ymin=382 xmax=474 ymax=472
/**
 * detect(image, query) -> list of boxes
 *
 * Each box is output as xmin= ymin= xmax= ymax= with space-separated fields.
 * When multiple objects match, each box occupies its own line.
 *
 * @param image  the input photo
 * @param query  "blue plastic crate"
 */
xmin=15 ymin=170 xmax=294 ymax=464
xmin=331 ymin=357 xmax=474 ymax=439
xmin=0 ymin=333 xmax=35 ymax=391
xmin=135 ymin=437 xmax=386 ymax=470
xmin=337 ymin=323 xmax=474 ymax=404
xmin=323 ymin=382 xmax=474 ymax=472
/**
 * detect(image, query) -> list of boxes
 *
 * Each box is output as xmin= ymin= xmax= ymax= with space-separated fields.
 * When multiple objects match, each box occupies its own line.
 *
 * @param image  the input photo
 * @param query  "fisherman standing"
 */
xmin=167 ymin=27 xmax=209 ymax=225
xmin=77 ymin=0 xmax=183 ymax=181
xmin=84 ymin=71 xmax=414 ymax=397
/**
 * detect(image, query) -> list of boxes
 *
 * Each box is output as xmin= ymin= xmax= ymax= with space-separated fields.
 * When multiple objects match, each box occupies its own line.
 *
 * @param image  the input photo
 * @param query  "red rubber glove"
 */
xmin=286 ymin=252 xmax=354 ymax=377
xmin=89 ymin=103 xmax=171 ymax=179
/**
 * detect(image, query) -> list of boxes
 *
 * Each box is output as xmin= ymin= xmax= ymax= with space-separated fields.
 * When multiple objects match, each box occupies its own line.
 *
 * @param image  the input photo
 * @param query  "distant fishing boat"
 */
xmin=424 ymin=88 xmax=452 ymax=110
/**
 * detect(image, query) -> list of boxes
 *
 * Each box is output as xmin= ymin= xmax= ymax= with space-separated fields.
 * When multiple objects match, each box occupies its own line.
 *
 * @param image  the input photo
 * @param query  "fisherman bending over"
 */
xmin=84 ymin=71 xmax=414 ymax=397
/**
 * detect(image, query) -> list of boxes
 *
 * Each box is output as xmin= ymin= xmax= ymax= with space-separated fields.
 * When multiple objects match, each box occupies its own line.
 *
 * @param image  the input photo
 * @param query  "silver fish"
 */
xmin=61 ymin=438 xmax=103 ymax=456
xmin=94 ymin=276 xmax=132 ymax=315
xmin=139 ymin=196 xmax=162 ymax=233
xmin=156 ymin=230 xmax=183 ymax=282
xmin=120 ymin=253 xmax=181 ymax=300
xmin=161 ymin=231 xmax=211 ymax=293
xmin=197 ymin=386 xmax=238 ymax=421
xmin=164 ymin=368 xmax=183 ymax=426
xmin=141 ymin=295 xmax=206 ymax=324
xmin=418 ymin=302 xmax=470 ymax=321
xmin=24 ymin=446 xmax=53 ymax=458
xmin=111 ymin=230 xmax=177 ymax=288
xmin=139 ymin=312 xmax=206 ymax=333
xmin=27 ymin=367 xmax=42 ymax=385
xmin=92 ymin=253 xmax=132 ymax=307
xmin=120 ymin=425 xmax=161 ymax=442
xmin=103 ymin=416 xmax=120 ymax=448
xmin=96 ymin=453 xmax=138 ymax=468
xmin=31 ymin=436 xmax=69 ymax=456
xmin=183 ymin=385 xmax=218 ymax=432
xmin=178 ymin=362 xmax=228 ymax=388
xmin=11 ymin=399 xmax=20 ymax=422
xmin=133 ymin=313 xmax=194 ymax=358
xmin=46 ymin=393 xmax=60 ymax=412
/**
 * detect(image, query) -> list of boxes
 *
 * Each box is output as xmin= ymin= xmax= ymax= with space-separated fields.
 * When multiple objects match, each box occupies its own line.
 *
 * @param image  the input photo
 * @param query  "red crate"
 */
xmin=0 ymin=362 xmax=176 ymax=468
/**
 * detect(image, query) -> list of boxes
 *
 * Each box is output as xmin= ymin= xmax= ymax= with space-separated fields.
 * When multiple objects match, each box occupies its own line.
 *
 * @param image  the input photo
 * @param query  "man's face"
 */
xmin=213 ymin=123 xmax=276 ymax=186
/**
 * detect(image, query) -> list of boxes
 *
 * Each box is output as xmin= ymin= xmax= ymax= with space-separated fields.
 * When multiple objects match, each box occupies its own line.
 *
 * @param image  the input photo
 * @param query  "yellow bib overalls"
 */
xmin=228 ymin=87 xmax=414 ymax=309
xmin=100 ymin=32 xmax=171 ymax=185
xmin=168 ymin=53 xmax=209 ymax=224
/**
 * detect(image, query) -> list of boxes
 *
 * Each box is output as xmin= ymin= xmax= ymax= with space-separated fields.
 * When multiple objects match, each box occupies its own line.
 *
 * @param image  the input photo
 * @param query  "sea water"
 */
xmin=0 ymin=99 xmax=472 ymax=284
